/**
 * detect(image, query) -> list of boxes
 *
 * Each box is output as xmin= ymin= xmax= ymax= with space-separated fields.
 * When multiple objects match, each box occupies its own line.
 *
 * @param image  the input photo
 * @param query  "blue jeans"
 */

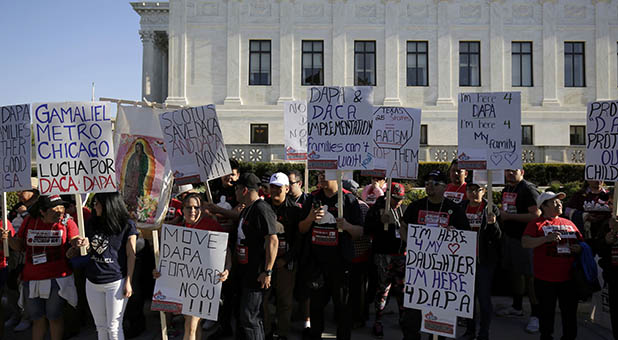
xmin=23 ymin=280 xmax=66 ymax=320
xmin=466 ymin=262 xmax=496 ymax=339
xmin=239 ymin=286 xmax=265 ymax=340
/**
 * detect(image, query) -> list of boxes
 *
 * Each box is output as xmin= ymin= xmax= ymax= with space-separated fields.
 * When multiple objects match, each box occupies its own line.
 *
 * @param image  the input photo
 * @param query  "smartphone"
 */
xmin=313 ymin=200 xmax=322 ymax=210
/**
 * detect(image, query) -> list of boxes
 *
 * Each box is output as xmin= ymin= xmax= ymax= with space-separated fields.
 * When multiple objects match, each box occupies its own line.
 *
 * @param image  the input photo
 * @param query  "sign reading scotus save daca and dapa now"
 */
xmin=34 ymin=102 xmax=117 ymax=195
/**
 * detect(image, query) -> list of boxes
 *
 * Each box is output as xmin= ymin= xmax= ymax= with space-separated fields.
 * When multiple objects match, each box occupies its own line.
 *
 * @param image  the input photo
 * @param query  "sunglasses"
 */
xmin=425 ymin=180 xmax=446 ymax=186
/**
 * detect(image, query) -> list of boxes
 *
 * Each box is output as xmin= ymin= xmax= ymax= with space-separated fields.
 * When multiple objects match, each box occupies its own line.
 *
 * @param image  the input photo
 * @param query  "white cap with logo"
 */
xmin=536 ymin=191 xmax=566 ymax=208
xmin=269 ymin=172 xmax=290 ymax=187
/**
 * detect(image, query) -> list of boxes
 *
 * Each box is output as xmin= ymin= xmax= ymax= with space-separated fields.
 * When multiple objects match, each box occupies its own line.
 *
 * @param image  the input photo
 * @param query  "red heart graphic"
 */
xmin=448 ymin=243 xmax=460 ymax=254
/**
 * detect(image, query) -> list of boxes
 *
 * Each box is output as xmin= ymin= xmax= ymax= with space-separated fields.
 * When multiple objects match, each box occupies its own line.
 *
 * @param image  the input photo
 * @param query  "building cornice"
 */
xmin=131 ymin=2 xmax=169 ymax=15
xmin=131 ymin=2 xmax=169 ymax=32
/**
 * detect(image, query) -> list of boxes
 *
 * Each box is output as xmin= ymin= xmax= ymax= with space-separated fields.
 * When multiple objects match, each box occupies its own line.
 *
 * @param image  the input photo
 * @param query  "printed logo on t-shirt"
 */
xmin=466 ymin=213 xmax=482 ymax=231
xmin=26 ymin=230 xmax=62 ymax=246
xmin=502 ymin=192 xmax=518 ymax=213
xmin=444 ymin=191 xmax=464 ymax=204
xmin=418 ymin=210 xmax=450 ymax=228
xmin=90 ymin=234 xmax=110 ymax=255
xmin=541 ymin=224 xmax=578 ymax=256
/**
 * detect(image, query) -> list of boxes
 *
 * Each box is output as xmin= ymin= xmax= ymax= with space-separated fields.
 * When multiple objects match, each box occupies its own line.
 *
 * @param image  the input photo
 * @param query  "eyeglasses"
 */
xmin=290 ymin=180 xmax=300 ymax=185
xmin=425 ymin=180 xmax=445 ymax=186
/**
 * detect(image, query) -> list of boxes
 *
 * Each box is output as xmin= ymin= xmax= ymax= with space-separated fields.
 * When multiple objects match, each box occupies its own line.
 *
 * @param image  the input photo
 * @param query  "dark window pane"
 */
xmin=460 ymin=42 xmax=469 ymax=53
xmin=251 ymin=124 xmax=269 ymax=144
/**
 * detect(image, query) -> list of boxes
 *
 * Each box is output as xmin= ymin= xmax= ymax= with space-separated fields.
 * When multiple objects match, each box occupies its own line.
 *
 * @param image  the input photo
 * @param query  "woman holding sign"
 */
xmin=69 ymin=192 xmax=138 ymax=340
xmin=5 ymin=195 xmax=81 ymax=340
xmin=153 ymin=193 xmax=231 ymax=340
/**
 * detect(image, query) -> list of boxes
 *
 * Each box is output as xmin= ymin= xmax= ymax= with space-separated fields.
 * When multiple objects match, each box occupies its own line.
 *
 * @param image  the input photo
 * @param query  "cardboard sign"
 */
xmin=152 ymin=224 xmax=228 ymax=321
xmin=404 ymin=224 xmax=477 ymax=318
xmin=585 ymin=100 xmax=618 ymax=181
xmin=457 ymin=92 xmax=521 ymax=170
xmin=34 ymin=102 xmax=116 ymax=195
xmin=1 ymin=104 xmax=31 ymax=191
xmin=307 ymin=86 xmax=374 ymax=170
xmin=284 ymin=101 xmax=308 ymax=160
xmin=114 ymin=106 xmax=173 ymax=229
xmin=371 ymin=107 xmax=421 ymax=179
xmin=159 ymin=105 xmax=231 ymax=184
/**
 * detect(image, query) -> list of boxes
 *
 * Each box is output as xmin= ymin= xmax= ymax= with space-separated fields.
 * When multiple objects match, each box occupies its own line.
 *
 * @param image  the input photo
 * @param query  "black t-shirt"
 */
xmin=501 ymin=179 xmax=539 ymax=239
xmin=85 ymin=218 xmax=139 ymax=284
xmin=235 ymin=199 xmax=278 ymax=288
xmin=266 ymin=197 xmax=302 ymax=263
xmin=210 ymin=180 xmax=238 ymax=208
xmin=402 ymin=197 xmax=470 ymax=231
xmin=288 ymin=192 xmax=309 ymax=209
xmin=301 ymin=189 xmax=363 ymax=266
xmin=365 ymin=196 xmax=406 ymax=255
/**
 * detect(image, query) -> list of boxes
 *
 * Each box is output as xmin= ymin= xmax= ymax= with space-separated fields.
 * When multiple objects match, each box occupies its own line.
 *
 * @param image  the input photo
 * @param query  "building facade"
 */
xmin=132 ymin=0 xmax=618 ymax=163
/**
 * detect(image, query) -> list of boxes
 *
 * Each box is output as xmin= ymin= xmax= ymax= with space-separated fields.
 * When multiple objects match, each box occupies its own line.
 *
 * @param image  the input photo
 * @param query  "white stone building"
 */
xmin=131 ymin=0 xmax=618 ymax=163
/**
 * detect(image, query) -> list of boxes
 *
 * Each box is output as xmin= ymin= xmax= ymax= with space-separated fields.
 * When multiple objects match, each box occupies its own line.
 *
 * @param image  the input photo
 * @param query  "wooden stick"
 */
xmin=204 ymin=179 xmax=213 ymax=203
xmin=487 ymin=171 xmax=494 ymax=212
xmin=2 ymin=192 xmax=8 ymax=258
xmin=337 ymin=170 xmax=343 ymax=232
xmin=152 ymin=228 xmax=169 ymax=340
xmin=304 ymin=162 xmax=309 ymax=194
xmin=384 ymin=177 xmax=392 ymax=231
xmin=75 ymin=194 xmax=87 ymax=256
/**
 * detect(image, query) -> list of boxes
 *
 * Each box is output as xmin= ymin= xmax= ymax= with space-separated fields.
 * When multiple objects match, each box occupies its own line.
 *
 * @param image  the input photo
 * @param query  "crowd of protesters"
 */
xmin=1 ymin=157 xmax=618 ymax=340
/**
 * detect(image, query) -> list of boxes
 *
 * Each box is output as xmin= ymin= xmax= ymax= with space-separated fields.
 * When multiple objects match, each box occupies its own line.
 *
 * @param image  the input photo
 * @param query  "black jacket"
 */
xmin=461 ymin=199 xmax=502 ymax=266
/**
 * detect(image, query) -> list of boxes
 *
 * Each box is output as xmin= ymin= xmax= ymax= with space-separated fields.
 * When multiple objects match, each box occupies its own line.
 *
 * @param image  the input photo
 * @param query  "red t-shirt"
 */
xmin=1 ymin=220 xmax=15 ymax=269
xmin=17 ymin=216 xmax=79 ymax=281
xmin=444 ymin=183 xmax=467 ymax=204
xmin=186 ymin=217 xmax=225 ymax=233
xmin=465 ymin=201 xmax=486 ymax=232
xmin=523 ymin=216 xmax=582 ymax=282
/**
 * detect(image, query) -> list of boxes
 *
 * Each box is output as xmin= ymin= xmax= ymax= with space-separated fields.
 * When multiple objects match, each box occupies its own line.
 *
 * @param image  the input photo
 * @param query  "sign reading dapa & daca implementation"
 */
xmin=34 ymin=102 xmax=117 ymax=195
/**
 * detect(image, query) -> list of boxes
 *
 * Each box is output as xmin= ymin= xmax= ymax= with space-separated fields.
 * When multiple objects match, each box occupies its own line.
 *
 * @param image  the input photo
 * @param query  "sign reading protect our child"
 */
xmin=457 ymin=92 xmax=521 ymax=170
xmin=371 ymin=107 xmax=421 ymax=179
xmin=159 ymin=105 xmax=231 ymax=184
xmin=1 ymin=104 xmax=31 ymax=191
xmin=152 ymin=224 xmax=228 ymax=320
xmin=307 ymin=86 xmax=374 ymax=170
xmin=404 ymin=224 xmax=477 ymax=318
xmin=585 ymin=100 xmax=618 ymax=181
xmin=284 ymin=101 xmax=308 ymax=160
xmin=34 ymin=102 xmax=116 ymax=195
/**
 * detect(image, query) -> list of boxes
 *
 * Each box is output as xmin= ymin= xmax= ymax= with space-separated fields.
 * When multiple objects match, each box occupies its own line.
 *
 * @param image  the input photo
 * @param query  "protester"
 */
xmin=154 ymin=193 xmax=230 ymax=340
xmin=362 ymin=177 xmax=386 ymax=206
xmin=565 ymin=180 xmax=610 ymax=241
xmin=522 ymin=191 xmax=582 ymax=340
xmin=365 ymin=182 xmax=406 ymax=339
xmin=497 ymin=169 xmax=541 ymax=334
xmin=444 ymin=159 xmax=468 ymax=205
xmin=5 ymin=195 xmax=82 ymax=340
xmin=234 ymin=173 xmax=278 ymax=340
xmin=263 ymin=172 xmax=302 ymax=340
xmin=259 ymin=172 xmax=273 ymax=199
xmin=67 ymin=192 xmax=138 ymax=340
xmin=596 ymin=204 xmax=618 ymax=339
xmin=210 ymin=158 xmax=241 ymax=210
xmin=460 ymin=182 xmax=502 ymax=340
xmin=8 ymin=178 xmax=40 ymax=230
xmin=287 ymin=169 xmax=309 ymax=207
xmin=166 ymin=184 xmax=197 ymax=225
xmin=400 ymin=169 xmax=470 ymax=340
xmin=299 ymin=171 xmax=363 ymax=340
xmin=0 ymin=219 xmax=15 ymax=339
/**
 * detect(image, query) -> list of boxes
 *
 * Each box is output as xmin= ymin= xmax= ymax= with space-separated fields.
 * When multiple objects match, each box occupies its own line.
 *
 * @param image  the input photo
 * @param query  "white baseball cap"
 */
xmin=177 ymin=184 xmax=196 ymax=197
xmin=536 ymin=191 xmax=566 ymax=208
xmin=269 ymin=172 xmax=290 ymax=187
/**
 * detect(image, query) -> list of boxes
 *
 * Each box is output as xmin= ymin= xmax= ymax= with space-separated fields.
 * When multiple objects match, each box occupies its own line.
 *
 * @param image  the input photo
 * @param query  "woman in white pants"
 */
xmin=71 ymin=192 xmax=137 ymax=340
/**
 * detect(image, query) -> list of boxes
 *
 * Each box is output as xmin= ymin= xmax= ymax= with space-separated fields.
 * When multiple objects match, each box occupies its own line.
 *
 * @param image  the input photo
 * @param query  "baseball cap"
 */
xmin=176 ymin=184 xmax=196 ymax=197
xmin=269 ymin=172 xmax=290 ymax=187
xmin=342 ymin=179 xmax=360 ymax=192
xmin=39 ymin=195 xmax=66 ymax=210
xmin=536 ymin=191 xmax=566 ymax=208
xmin=235 ymin=172 xmax=261 ymax=191
xmin=424 ymin=170 xmax=447 ymax=184
xmin=391 ymin=182 xmax=405 ymax=200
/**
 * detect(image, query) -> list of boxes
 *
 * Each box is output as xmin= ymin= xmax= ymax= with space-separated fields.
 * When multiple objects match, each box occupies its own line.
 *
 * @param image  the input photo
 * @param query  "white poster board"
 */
xmin=33 ymin=102 xmax=116 ymax=195
xmin=371 ymin=107 xmax=421 ymax=179
xmin=284 ymin=101 xmax=308 ymax=161
xmin=404 ymin=224 xmax=477 ymax=318
xmin=152 ymin=224 xmax=228 ymax=320
xmin=457 ymin=92 xmax=521 ymax=170
xmin=1 ymin=104 xmax=32 ymax=191
xmin=159 ymin=105 xmax=231 ymax=184
xmin=585 ymin=100 xmax=618 ymax=181
xmin=307 ymin=86 xmax=374 ymax=170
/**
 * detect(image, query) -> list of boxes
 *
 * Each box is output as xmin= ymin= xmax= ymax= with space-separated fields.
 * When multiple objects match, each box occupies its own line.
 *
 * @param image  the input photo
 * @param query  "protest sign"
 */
xmin=472 ymin=170 xmax=505 ymax=185
xmin=159 ymin=105 xmax=231 ymax=184
xmin=457 ymin=92 xmax=521 ymax=170
xmin=404 ymin=224 xmax=477 ymax=318
xmin=421 ymin=309 xmax=457 ymax=338
xmin=152 ymin=224 xmax=228 ymax=320
xmin=114 ymin=105 xmax=173 ymax=229
xmin=34 ymin=102 xmax=116 ymax=195
xmin=284 ymin=101 xmax=308 ymax=160
xmin=371 ymin=107 xmax=421 ymax=179
xmin=585 ymin=100 xmax=618 ymax=181
xmin=307 ymin=86 xmax=374 ymax=170
xmin=1 ymin=104 xmax=31 ymax=191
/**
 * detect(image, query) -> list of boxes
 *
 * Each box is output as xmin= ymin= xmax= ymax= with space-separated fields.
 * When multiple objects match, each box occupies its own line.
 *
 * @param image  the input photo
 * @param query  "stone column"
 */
xmin=155 ymin=32 xmax=169 ymax=102
xmin=166 ymin=0 xmax=188 ymax=106
xmin=224 ymin=1 xmax=242 ymax=105
xmin=436 ymin=0 xmax=453 ymax=106
xmin=139 ymin=30 xmax=158 ymax=102
xmin=278 ymin=1 xmax=294 ymax=104
xmin=541 ymin=0 xmax=559 ymax=106
xmin=489 ymin=1 xmax=504 ymax=92
xmin=595 ymin=0 xmax=610 ymax=101
xmin=383 ymin=0 xmax=401 ymax=106
xmin=332 ymin=1 xmax=346 ymax=85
